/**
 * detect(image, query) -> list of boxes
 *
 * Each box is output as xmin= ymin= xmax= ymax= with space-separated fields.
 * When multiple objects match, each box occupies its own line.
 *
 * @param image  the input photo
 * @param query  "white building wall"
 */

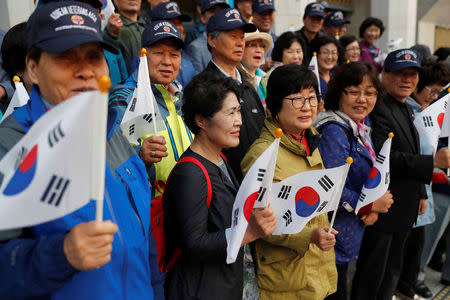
xmin=273 ymin=0 xmax=315 ymax=36
xmin=417 ymin=21 xmax=435 ymax=51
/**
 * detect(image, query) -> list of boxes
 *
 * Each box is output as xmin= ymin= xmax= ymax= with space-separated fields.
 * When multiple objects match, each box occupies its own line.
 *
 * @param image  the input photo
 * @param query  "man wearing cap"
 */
xmin=103 ymin=0 xmax=146 ymax=70
xmin=0 ymin=2 xmax=155 ymax=299
xmin=295 ymin=2 xmax=325 ymax=66
xmin=150 ymin=1 xmax=196 ymax=87
xmin=252 ymin=0 xmax=276 ymax=59
xmin=323 ymin=10 xmax=349 ymax=38
xmin=186 ymin=0 xmax=230 ymax=74
xmin=195 ymin=8 xmax=265 ymax=181
xmin=235 ymin=0 xmax=252 ymax=23
xmin=143 ymin=0 xmax=169 ymax=23
xmin=352 ymin=49 xmax=450 ymax=300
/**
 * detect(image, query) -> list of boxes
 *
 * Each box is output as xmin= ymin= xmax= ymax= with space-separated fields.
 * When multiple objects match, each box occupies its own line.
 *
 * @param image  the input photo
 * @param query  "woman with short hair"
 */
xmin=339 ymin=35 xmax=361 ymax=64
xmin=314 ymin=62 xmax=393 ymax=300
xmin=359 ymin=17 xmax=385 ymax=73
xmin=163 ymin=75 xmax=277 ymax=300
xmin=242 ymin=64 xmax=338 ymax=299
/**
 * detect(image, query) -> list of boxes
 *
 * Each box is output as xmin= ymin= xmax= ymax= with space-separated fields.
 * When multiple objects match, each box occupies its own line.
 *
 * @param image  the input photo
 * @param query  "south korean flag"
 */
xmin=270 ymin=161 xmax=351 ymax=235
xmin=0 ymin=76 xmax=29 ymax=124
xmin=120 ymin=49 xmax=164 ymax=145
xmin=0 ymin=90 xmax=106 ymax=229
xmin=355 ymin=133 xmax=393 ymax=214
xmin=226 ymin=130 xmax=281 ymax=264
xmin=414 ymin=93 xmax=449 ymax=153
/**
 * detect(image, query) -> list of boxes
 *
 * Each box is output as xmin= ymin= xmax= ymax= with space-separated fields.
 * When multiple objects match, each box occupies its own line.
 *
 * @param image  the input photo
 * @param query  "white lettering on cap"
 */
xmin=225 ymin=9 xmax=240 ymax=18
xmin=154 ymin=21 xmax=176 ymax=32
xmin=50 ymin=5 xmax=97 ymax=23
xmin=396 ymin=50 xmax=417 ymax=59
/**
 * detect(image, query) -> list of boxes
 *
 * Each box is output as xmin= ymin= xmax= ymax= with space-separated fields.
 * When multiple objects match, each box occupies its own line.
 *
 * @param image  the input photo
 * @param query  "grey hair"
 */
xmin=207 ymin=31 xmax=222 ymax=52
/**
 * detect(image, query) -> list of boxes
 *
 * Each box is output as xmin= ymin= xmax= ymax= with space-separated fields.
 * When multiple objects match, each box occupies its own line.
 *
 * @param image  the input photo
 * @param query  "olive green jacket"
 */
xmin=241 ymin=118 xmax=337 ymax=300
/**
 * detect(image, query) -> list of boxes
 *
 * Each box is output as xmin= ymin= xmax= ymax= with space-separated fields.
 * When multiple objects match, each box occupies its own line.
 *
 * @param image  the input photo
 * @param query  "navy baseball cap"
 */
xmin=199 ymin=0 xmax=230 ymax=14
xmin=384 ymin=49 xmax=422 ymax=72
xmin=207 ymin=8 xmax=256 ymax=34
xmin=27 ymin=1 xmax=117 ymax=54
xmin=304 ymin=2 xmax=325 ymax=18
xmin=252 ymin=0 xmax=275 ymax=14
xmin=36 ymin=0 xmax=104 ymax=11
xmin=150 ymin=1 xmax=192 ymax=22
xmin=324 ymin=11 xmax=350 ymax=26
xmin=141 ymin=20 xmax=185 ymax=49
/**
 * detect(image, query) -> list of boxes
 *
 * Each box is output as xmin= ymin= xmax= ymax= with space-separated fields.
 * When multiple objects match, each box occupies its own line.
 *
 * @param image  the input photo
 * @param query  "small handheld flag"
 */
xmin=1 ymin=76 xmax=29 ymax=123
xmin=120 ymin=48 xmax=164 ymax=145
xmin=308 ymin=52 xmax=321 ymax=100
xmin=355 ymin=133 xmax=393 ymax=214
xmin=226 ymin=129 xmax=282 ymax=264
xmin=269 ymin=159 xmax=351 ymax=236
xmin=288 ymin=23 xmax=295 ymax=32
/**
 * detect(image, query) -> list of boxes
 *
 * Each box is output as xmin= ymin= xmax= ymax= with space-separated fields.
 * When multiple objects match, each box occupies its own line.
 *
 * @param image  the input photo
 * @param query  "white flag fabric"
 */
xmin=0 ymin=91 xmax=105 ymax=230
xmin=270 ymin=164 xmax=350 ymax=235
xmin=355 ymin=134 xmax=393 ymax=214
xmin=226 ymin=137 xmax=280 ymax=264
xmin=308 ymin=54 xmax=321 ymax=97
xmin=120 ymin=53 xmax=164 ymax=145
xmin=439 ymin=93 xmax=450 ymax=138
xmin=414 ymin=93 xmax=448 ymax=152
xmin=1 ymin=80 xmax=29 ymax=123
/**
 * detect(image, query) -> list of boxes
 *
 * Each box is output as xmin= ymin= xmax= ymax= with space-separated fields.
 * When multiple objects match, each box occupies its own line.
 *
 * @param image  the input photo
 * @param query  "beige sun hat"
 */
xmin=244 ymin=30 xmax=273 ymax=54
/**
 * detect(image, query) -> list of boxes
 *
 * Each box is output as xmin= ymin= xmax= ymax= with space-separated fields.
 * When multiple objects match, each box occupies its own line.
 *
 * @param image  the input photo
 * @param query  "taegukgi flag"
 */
xmin=270 ymin=162 xmax=350 ymax=235
xmin=439 ymin=92 xmax=450 ymax=138
xmin=355 ymin=133 xmax=393 ymax=214
xmin=0 ymin=90 xmax=106 ymax=229
xmin=308 ymin=52 xmax=321 ymax=98
xmin=226 ymin=129 xmax=282 ymax=264
xmin=0 ymin=76 xmax=29 ymax=123
xmin=120 ymin=48 xmax=164 ymax=145
xmin=414 ymin=93 xmax=448 ymax=153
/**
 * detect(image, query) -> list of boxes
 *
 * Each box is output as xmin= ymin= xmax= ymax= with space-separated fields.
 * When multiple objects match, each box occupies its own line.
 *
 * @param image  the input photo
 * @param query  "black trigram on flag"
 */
xmin=445 ymin=101 xmax=447 ymax=110
xmin=129 ymin=97 xmax=137 ymax=112
xmin=257 ymin=168 xmax=266 ymax=182
xmin=129 ymin=124 xmax=135 ymax=135
xmin=256 ymin=186 xmax=267 ymax=202
xmin=385 ymin=172 xmax=390 ymax=184
xmin=277 ymin=185 xmax=292 ymax=200
xmin=282 ymin=209 xmax=292 ymax=226
xmin=232 ymin=208 xmax=239 ymax=226
xmin=143 ymin=114 xmax=153 ymax=123
xmin=376 ymin=154 xmax=386 ymax=164
xmin=423 ymin=116 xmax=433 ymax=127
xmin=358 ymin=192 xmax=367 ymax=202
xmin=316 ymin=201 xmax=328 ymax=213
xmin=318 ymin=175 xmax=334 ymax=192
xmin=41 ymin=175 xmax=70 ymax=207
xmin=14 ymin=147 xmax=28 ymax=170
xmin=48 ymin=122 xmax=65 ymax=148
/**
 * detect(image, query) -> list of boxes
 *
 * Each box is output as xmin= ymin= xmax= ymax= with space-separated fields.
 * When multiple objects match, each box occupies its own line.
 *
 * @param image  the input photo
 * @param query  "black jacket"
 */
xmin=369 ymin=94 xmax=433 ymax=232
xmin=163 ymin=148 xmax=243 ymax=300
xmin=195 ymin=62 xmax=266 ymax=182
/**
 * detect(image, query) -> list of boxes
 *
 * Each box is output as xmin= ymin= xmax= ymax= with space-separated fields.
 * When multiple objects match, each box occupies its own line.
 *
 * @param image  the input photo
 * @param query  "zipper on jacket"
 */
xmin=117 ymin=172 xmax=146 ymax=236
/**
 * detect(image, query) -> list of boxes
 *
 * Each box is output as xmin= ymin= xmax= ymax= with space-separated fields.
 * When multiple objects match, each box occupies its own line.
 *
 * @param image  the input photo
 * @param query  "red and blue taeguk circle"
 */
xmin=365 ymin=166 xmax=381 ymax=189
xmin=3 ymin=145 xmax=38 ymax=196
xmin=295 ymin=186 xmax=320 ymax=217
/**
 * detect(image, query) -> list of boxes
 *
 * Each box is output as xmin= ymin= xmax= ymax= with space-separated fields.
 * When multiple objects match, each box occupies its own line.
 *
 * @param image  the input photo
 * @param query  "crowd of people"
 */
xmin=0 ymin=0 xmax=449 ymax=299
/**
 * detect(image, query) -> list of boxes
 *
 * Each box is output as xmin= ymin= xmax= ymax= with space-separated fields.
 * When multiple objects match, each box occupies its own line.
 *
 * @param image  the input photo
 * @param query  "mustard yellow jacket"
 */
xmin=241 ymin=118 xmax=337 ymax=300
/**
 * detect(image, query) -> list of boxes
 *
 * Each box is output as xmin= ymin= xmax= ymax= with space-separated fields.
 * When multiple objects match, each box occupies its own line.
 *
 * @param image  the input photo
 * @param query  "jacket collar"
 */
xmin=14 ymin=85 xmax=117 ymax=139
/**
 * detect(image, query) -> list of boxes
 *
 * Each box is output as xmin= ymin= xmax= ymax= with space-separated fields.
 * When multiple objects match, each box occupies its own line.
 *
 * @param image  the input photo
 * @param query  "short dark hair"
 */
xmin=324 ymin=62 xmax=384 ymax=110
xmin=338 ymin=35 xmax=359 ymax=64
xmin=271 ymin=31 xmax=306 ymax=63
xmin=1 ymin=22 xmax=28 ymax=80
xmin=26 ymin=47 xmax=43 ymax=64
xmin=433 ymin=47 xmax=450 ymax=62
xmin=359 ymin=17 xmax=385 ymax=39
xmin=416 ymin=60 xmax=450 ymax=92
xmin=266 ymin=64 xmax=319 ymax=116
xmin=310 ymin=35 xmax=341 ymax=58
xmin=182 ymin=74 xmax=240 ymax=134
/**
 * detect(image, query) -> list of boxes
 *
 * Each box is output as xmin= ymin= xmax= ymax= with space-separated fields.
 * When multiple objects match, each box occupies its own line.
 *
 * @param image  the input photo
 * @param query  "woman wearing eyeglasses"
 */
xmin=241 ymin=64 xmax=338 ymax=300
xmin=314 ymin=62 xmax=393 ymax=300
xmin=311 ymin=35 xmax=341 ymax=99
xmin=339 ymin=35 xmax=361 ymax=64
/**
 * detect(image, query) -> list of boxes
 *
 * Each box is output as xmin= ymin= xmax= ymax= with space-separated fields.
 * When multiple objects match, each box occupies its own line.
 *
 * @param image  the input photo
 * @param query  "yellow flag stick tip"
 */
xmin=12 ymin=75 xmax=20 ymax=82
xmin=313 ymin=52 xmax=317 ymax=56
xmin=346 ymin=157 xmax=353 ymax=164
xmin=250 ymin=16 xmax=253 ymax=21
xmin=388 ymin=132 xmax=394 ymax=138
xmin=346 ymin=59 xmax=350 ymax=64
xmin=98 ymin=75 xmax=111 ymax=94
xmin=447 ymin=87 xmax=450 ymax=93
xmin=140 ymin=48 xmax=147 ymax=57
xmin=274 ymin=128 xmax=283 ymax=138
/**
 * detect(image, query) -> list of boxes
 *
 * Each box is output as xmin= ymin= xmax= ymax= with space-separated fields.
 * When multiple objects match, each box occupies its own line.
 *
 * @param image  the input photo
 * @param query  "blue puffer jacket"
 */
xmin=0 ymin=88 xmax=154 ymax=300
xmin=314 ymin=110 xmax=374 ymax=264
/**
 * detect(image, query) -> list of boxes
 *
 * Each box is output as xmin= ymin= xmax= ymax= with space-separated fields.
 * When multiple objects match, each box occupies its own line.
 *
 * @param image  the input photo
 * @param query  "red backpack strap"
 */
xmin=177 ymin=156 xmax=212 ymax=207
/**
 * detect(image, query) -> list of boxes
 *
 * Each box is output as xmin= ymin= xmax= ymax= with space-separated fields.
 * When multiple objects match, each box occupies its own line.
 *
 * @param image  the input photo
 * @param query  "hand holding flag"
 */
xmin=355 ymin=132 xmax=394 ymax=214
xmin=226 ymin=129 xmax=282 ymax=264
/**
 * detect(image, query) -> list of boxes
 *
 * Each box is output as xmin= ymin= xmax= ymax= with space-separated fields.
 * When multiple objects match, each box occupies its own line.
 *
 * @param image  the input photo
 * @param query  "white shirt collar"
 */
xmin=211 ymin=59 xmax=242 ymax=84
